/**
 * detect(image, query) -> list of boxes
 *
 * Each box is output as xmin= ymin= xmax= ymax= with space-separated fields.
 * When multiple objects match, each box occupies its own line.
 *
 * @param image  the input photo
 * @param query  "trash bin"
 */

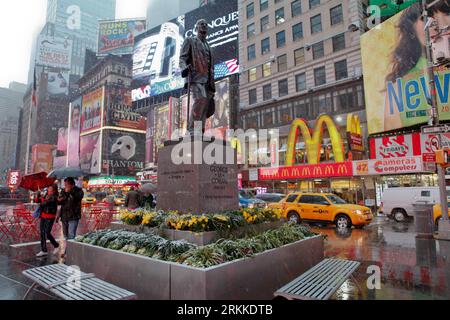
xmin=412 ymin=203 xmax=434 ymax=238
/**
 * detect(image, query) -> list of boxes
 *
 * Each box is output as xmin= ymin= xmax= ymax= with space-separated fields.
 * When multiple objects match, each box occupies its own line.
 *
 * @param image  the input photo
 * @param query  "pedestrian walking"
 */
xmin=36 ymin=185 xmax=60 ymax=258
xmin=125 ymin=187 xmax=141 ymax=210
xmin=57 ymin=177 xmax=84 ymax=244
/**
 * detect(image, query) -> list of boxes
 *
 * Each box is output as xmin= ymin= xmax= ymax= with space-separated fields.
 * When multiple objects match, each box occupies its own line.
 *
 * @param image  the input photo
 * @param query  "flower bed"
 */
xmin=119 ymin=207 xmax=282 ymax=233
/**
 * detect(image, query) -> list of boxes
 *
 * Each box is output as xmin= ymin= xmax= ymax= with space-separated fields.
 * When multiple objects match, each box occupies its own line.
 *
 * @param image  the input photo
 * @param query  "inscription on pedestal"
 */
xmin=157 ymin=140 xmax=239 ymax=214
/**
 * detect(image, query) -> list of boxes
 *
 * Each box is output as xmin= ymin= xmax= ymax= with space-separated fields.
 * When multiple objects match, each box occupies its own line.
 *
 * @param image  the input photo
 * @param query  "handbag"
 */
xmin=32 ymin=207 xmax=42 ymax=219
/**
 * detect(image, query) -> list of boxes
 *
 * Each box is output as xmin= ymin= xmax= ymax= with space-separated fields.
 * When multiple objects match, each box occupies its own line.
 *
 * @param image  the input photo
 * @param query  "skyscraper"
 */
xmin=146 ymin=0 xmax=199 ymax=29
xmin=18 ymin=0 xmax=116 ymax=173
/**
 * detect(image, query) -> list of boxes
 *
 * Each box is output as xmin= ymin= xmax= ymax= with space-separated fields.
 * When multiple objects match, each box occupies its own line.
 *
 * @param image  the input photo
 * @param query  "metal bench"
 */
xmin=22 ymin=264 xmax=137 ymax=300
xmin=275 ymin=258 xmax=361 ymax=300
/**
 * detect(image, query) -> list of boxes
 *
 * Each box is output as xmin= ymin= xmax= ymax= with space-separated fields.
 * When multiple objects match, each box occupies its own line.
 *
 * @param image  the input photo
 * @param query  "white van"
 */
xmin=380 ymin=187 xmax=448 ymax=222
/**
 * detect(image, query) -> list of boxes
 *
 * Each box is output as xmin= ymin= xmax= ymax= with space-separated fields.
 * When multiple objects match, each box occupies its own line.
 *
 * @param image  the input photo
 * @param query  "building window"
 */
xmin=247 ymin=23 xmax=255 ymax=39
xmin=335 ymin=60 xmax=348 ymax=80
xmin=332 ymin=33 xmax=346 ymax=52
xmin=291 ymin=0 xmax=302 ymax=17
xmin=247 ymin=3 xmax=254 ymax=18
xmin=261 ymin=37 xmax=270 ymax=55
xmin=248 ymin=44 xmax=256 ymax=60
xmin=249 ymin=89 xmax=257 ymax=105
xmin=263 ymin=84 xmax=272 ymax=101
xmin=312 ymin=41 xmax=324 ymax=59
xmin=277 ymin=54 xmax=288 ymax=72
xmin=276 ymin=31 xmax=286 ymax=48
xmin=292 ymin=22 xmax=303 ymax=41
xmin=296 ymin=73 xmax=307 ymax=92
xmin=260 ymin=0 xmax=269 ymax=11
xmin=309 ymin=0 xmax=320 ymax=9
xmin=275 ymin=7 xmax=285 ymax=25
xmin=294 ymin=47 xmax=305 ymax=65
xmin=278 ymin=79 xmax=289 ymax=96
xmin=262 ymin=62 xmax=272 ymax=77
xmin=330 ymin=5 xmax=343 ymax=25
xmin=261 ymin=15 xmax=269 ymax=32
xmin=314 ymin=66 xmax=326 ymax=86
xmin=310 ymin=14 xmax=322 ymax=34
xmin=248 ymin=68 xmax=257 ymax=82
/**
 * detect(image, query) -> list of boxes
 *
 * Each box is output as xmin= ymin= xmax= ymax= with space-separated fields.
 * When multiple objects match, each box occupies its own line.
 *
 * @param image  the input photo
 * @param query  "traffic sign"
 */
xmin=422 ymin=124 xmax=450 ymax=135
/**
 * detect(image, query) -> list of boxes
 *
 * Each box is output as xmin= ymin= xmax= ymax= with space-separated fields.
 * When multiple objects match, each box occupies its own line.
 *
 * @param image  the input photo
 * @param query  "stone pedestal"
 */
xmin=157 ymin=137 xmax=239 ymax=214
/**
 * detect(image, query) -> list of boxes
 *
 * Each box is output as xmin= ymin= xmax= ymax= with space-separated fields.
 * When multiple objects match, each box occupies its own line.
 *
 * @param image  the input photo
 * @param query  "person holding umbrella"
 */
xmin=36 ymin=185 xmax=61 ymax=257
xmin=57 ymin=177 xmax=84 ymax=249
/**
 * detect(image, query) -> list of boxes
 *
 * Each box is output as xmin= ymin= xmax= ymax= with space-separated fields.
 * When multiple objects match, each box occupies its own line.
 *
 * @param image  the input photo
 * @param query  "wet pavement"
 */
xmin=315 ymin=217 xmax=450 ymax=300
xmin=0 ymin=214 xmax=449 ymax=300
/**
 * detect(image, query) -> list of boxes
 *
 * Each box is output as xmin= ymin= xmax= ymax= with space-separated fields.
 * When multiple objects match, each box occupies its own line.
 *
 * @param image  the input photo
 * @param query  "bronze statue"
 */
xmin=180 ymin=19 xmax=216 ymax=134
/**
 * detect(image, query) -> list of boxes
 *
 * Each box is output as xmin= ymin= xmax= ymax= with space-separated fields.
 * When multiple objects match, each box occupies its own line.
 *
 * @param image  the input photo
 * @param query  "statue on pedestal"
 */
xmin=180 ymin=19 xmax=216 ymax=135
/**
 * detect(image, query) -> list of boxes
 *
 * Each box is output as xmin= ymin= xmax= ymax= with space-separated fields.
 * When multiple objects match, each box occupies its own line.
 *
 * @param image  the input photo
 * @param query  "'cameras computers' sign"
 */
xmin=361 ymin=3 xmax=449 ymax=135
xmin=132 ymin=0 xmax=239 ymax=101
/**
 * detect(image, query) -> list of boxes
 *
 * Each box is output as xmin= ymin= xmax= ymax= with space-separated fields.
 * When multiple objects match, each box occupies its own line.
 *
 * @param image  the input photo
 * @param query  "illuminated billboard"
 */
xmin=36 ymin=35 xmax=73 ymax=69
xmin=98 ymin=19 xmax=146 ymax=56
xmin=361 ymin=3 xmax=450 ymax=135
xmin=132 ymin=0 xmax=239 ymax=101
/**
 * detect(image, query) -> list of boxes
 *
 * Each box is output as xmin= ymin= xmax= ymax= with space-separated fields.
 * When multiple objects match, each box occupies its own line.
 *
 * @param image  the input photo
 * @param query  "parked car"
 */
xmin=239 ymin=191 xmax=266 ymax=208
xmin=269 ymin=192 xmax=373 ymax=229
xmin=255 ymin=193 xmax=285 ymax=203
xmin=380 ymin=187 xmax=450 ymax=222
xmin=82 ymin=193 xmax=97 ymax=205
xmin=114 ymin=197 xmax=125 ymax=206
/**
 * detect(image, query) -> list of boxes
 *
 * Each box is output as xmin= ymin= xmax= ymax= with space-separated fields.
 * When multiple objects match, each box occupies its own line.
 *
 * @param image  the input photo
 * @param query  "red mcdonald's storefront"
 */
xmin=243 ymin=161 xmax=372 ymax=206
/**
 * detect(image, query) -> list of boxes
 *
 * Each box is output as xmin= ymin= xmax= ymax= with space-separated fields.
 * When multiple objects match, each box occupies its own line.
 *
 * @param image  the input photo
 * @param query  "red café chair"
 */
xmin=12 ymin=208 xmax=39 ymax=240
xmin=0 ymin=211 xmax=15 ymax=242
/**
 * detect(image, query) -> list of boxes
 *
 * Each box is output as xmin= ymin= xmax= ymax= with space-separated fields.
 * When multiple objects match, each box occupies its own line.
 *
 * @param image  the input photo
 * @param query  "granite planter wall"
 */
xmin=66 ymin=234 xmax=324 ymax=300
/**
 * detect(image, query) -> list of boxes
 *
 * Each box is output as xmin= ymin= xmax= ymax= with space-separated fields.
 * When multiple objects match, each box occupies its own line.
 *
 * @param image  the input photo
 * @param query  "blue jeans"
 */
xmin=62 ymin=220 xmax=79 ymax=240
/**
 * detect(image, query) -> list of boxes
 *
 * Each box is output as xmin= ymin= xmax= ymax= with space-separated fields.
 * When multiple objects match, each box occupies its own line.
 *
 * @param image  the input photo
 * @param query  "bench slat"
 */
xmin=275 ymin=258 xmax=360 ymax=300
xmin=22 ymin=264 xmax=137 ymax=300
xmin=85 ymin=278 xmax=134 ymax=299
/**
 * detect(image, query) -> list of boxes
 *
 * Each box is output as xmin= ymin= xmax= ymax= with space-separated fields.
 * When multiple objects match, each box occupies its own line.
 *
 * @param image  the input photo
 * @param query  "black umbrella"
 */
xmin=47 ymin=167 xmax=84 ymax=179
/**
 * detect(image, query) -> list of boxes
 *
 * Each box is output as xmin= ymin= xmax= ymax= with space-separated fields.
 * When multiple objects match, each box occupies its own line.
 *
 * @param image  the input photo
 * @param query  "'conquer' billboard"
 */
xmin=132 ymin=0 xmax=239 ymax=101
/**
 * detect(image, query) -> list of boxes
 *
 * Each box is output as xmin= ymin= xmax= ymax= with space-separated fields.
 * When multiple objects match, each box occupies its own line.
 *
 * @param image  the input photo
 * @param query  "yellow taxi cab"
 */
xmin=82 ymin=193 xmax=97 ymax=205
xmin=432 ymin=203 xmax=450 ymax=227
xmin=114 ymin=197 xmax=125 ymax=206
xmin=269 ymin=193 xmax=373 ymax=229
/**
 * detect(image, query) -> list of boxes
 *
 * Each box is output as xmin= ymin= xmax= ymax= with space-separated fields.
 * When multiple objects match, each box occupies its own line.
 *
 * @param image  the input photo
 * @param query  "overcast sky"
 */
xmin=0 ymin=0 xmax=148 ymax=88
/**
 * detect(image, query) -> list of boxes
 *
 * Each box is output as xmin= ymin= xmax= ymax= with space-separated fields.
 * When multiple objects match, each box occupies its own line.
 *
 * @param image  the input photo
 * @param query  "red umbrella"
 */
xmin=19 ymin=172 xmax=56 ymax=192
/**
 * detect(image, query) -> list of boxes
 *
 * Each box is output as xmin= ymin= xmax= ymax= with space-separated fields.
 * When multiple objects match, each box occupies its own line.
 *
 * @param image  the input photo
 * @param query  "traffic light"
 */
xmin=435 ymin=149 xmax=450 ymax=165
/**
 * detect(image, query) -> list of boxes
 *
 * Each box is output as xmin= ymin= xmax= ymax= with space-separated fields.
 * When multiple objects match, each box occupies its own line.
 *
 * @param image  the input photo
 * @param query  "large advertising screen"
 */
xmin=132 ymin=0 xmax=239 ymax=101
xmin=36 ymin=35 xmax=73 ymax=69
xmin=80 ymin=132 xmax=101 ymax=174
xmin=104 ymin=86 xmax=146 ymax=130
xmin=47 ymin=71 xmax=69 ymax=96
xmin=31 ymin=144 xmax=54 ymax=173
xmin=205 ymin=78 xmax=231 ymax=140
xmin=102 ymin=130 xmax=145 ymax=175
xmin=81 ymin=87 xmax=104 ymax=134
xmin=98 ymin=19 xmax=146 ymax=56
xmin=361 ymin=3 xmax=450 ymax=135
xmin=145 ymin=109 xmax=155 ymax=165
xmin=68 ymin=98 xmax=82 ymax=167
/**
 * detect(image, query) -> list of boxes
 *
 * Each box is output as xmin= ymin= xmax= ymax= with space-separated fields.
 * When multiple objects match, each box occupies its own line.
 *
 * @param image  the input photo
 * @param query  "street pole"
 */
xmin=421 ymin=0 xmax=450 ymax=228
